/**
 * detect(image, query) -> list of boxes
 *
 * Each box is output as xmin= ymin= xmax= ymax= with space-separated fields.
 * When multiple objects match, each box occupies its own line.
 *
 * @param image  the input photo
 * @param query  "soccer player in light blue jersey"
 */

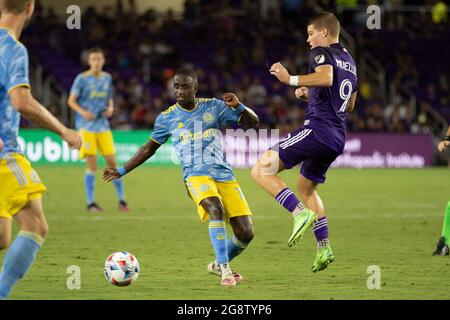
xmin=68 ymin=48 xmax=129 ymax=212
xmin=0 ymin=0 xmax=81 ymax=299
xmin=103 ymin=68 xmax=259 ymax=286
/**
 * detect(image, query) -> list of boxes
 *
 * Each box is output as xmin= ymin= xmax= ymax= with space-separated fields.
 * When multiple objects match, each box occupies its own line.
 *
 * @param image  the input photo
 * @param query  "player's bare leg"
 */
xmin=296 ymin=175 xmax=325 ymax=218
xmin=297 ymin=175 xmax=334 ymax=272
xmin=201 ymin=197 xmax=236 ymax=286
xmin=251 ymin=150 xmax=287 ymax=197
xmin=0 ymin=218 xmax=12 ymax=251
xmin=14 ymin=198 xmax=49 ymax=239
xmin=0 ymin=198 xmax=47 ymax=298
xmin=104 ymin=155 xmax=128 ymax=212
xmin=251 ymin=150 xmax=317 ymax=247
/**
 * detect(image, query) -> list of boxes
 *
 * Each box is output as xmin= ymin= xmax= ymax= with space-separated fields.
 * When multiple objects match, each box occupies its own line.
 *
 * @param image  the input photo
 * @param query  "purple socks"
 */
xmin=275 ymin=188 xmax=305 ymax=213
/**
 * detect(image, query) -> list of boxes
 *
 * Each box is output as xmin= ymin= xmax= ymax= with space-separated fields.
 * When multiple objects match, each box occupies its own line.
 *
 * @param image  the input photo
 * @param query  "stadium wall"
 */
xmin=17 ymin=130 xmax=434 ymax=168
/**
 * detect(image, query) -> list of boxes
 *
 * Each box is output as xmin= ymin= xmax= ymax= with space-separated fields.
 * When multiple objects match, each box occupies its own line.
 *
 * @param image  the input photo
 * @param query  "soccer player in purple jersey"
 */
xmin=251 ymin=12 xmax=357 ymax=272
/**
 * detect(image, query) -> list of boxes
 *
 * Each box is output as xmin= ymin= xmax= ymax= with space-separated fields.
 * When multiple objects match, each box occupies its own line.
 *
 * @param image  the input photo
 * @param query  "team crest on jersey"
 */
xmin=203 ymin=112 xmax=214 ymax=124
xmin=315 ymin=54 xmax=325 ymax=64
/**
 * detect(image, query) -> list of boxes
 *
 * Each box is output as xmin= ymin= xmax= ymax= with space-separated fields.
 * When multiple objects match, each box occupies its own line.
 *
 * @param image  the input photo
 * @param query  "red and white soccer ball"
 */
xmin=104 ymin=252 xmax=140 ymax=286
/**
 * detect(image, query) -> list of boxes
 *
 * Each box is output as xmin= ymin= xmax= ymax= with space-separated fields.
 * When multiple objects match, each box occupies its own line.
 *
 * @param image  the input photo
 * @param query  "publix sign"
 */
xmin=17 ymin=129 xmax=179 ymax=165
xmin=17 ymin=135 xmax=80 ymax=163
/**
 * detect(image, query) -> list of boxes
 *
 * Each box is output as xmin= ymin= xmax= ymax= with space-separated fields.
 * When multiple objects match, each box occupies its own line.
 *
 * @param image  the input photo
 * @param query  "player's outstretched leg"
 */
xmin=433 ymin=201 xmax=450 ymax=256
xmin=251 ymin=150 xmax=317 ymax=247
xmin=201 ymin=197 xmax=236 ymax=286
xmin=207 ymin=216 xmax=254 ymax=283
xmin=0 ymin=198 xmax=47 ymax=299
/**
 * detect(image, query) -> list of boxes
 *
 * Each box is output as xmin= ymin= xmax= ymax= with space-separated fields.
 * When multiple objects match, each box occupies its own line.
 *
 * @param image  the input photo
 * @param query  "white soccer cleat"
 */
xmin=207 ymin=261 xmax=243 ymax=283
xmin=221 ymin=271 xmax=237 ymax=286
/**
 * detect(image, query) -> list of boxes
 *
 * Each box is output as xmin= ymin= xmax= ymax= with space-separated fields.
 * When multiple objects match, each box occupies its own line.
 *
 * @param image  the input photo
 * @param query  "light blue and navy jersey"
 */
xmin=70 ymin=71 xmax=113 ymax=132
xmin=151 ymin=98 xmax=245 ymax=182
xmin=0 ymin=28 xmax=30 ymax=160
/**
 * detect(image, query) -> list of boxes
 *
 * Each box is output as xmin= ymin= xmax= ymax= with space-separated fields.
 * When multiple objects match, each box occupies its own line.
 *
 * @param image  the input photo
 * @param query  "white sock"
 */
xmin=219 ymin=263 xmax=232 ymax=276
xmin=292 ymin=203 xmax=306 ymax=217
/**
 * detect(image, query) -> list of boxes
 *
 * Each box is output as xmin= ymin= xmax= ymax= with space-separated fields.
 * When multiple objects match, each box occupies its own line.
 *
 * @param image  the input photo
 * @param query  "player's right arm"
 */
xmin=67 ymin=75 xmax=96 ymax=120
xmin=9 ymin=87 xmax=81 ymax=149
xmin=103 ymin=112 xmax=170 ymax=181
xmin=103 ymin=139 xmax=161 ymax=182
xmin=295 ymin=87 xmax=309 ymax=101
xmin=438 ymin=126 xmax=450 ymax=152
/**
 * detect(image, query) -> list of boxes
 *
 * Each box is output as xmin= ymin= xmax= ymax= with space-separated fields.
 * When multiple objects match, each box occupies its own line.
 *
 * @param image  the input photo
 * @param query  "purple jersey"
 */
xmin=305 ymin=43 xmax=357 ymax=152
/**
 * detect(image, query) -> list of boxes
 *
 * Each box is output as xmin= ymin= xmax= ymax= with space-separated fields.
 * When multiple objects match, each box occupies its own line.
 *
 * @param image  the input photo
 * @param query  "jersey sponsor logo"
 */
xmin=177 ymin=122 xmax=185 ymax=129
xmin=315 ymin=54 xmax=325 ymax=64
xmin=179 ymin=128 xmax=215 ymax=144
xmin=89 ymin=91 xmax=108 ymax=98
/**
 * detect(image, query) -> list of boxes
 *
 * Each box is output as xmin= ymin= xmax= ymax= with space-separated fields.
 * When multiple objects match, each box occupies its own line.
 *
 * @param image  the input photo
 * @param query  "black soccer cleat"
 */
xmin=433 ymin=236 xmax=449 ymax=256
xmin=87 ymin=202 xmax=103 ymax=213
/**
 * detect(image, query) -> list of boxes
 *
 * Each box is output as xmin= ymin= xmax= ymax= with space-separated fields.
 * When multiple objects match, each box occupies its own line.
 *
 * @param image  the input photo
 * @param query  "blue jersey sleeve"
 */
xmin=309 ymin=47 xmax=334 ymax=70
xmin=70 ymin=74 xmax=84 ymax=97
xmin=150 ymin=113 xmax=171 ymax=144
xmin=216 ymin=99 xmax=244 ymax=127
xmin=6 ymin=45 xmax=30 ymax=93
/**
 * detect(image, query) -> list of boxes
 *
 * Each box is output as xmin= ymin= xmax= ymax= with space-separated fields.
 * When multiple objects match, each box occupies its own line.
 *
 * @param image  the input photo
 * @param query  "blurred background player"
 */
xmin=68 ymin=48 xmax=129 ymax=212
xmin=434 ymin=127 xmax=450 ymax=255
xmin=252 ymin=12 xmax=357 ymax=272
xmin=0 ymin=0 xmax=81 ymax=299
xmin=103 ymin=68 xmax=259 ymax=286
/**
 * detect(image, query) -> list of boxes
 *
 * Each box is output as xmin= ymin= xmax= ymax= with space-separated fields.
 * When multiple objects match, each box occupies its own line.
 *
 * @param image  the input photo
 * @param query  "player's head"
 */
xmin=174 ymin=67 xmax=198 ymax=107
xmin=87 ymin=47 xmax=105 ymax=74
xmin=0 ymin=0 xmax=35 ymax=27
xmin=306 ymin=12 xmax=340 ymax=48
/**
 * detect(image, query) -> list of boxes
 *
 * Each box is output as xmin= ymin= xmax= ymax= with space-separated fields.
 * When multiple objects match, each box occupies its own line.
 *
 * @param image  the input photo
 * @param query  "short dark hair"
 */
xmin=0 ymin=0 xmax=32 ymax=14
xmin=307 ymin=12 xmax=340 ymax=38
xmin=88 ymin=47 xmax=105 ymax=57
xmin=175 ymin=67 xmax=197 ymax=83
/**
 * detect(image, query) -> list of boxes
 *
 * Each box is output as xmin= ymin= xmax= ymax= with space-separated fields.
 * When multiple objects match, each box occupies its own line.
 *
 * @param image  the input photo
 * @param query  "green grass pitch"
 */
xmin=3 ymin=166 xmax=450 ymax=300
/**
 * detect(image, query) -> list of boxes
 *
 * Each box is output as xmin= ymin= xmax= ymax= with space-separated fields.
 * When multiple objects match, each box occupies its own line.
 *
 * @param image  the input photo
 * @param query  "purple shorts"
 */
xmin=271 ymin=126 xmax=340 ymax=183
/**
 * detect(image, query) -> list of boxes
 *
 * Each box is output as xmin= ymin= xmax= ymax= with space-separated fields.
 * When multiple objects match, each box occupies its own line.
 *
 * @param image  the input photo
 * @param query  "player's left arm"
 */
xmin=222 ymin=93 xmax=259 ymax=127
xmin=103 ymin=98 xmax=114 ymax=118
xmin=103 ymin=77 xmax=114 ymax=118
xmin=270 ymin=62 xmax=333 ymax=87
xmin=347 ymin=92 xmax=357 ymax=113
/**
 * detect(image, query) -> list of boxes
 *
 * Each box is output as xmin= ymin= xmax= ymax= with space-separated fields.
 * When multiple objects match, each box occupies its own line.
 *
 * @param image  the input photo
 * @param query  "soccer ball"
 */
xmin=104 ymin=252 xmax=140 ymax=286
